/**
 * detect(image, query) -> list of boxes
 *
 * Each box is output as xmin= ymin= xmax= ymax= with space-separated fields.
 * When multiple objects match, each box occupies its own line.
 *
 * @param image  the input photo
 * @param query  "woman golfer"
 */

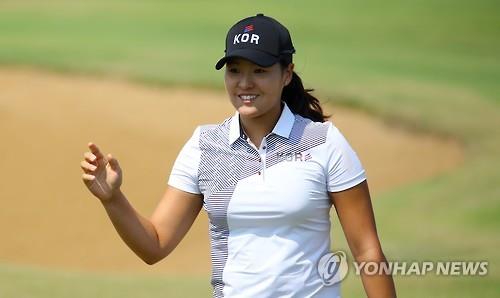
xmin=81 ymin=14 xmax=396 ymax=298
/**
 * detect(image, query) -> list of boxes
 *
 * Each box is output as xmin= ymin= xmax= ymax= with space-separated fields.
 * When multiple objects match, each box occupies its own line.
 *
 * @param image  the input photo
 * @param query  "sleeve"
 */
xmin=325 ymin=122 xmax=367 ymax=192
xmin=167 ymin=126 xmax=202 ymax=194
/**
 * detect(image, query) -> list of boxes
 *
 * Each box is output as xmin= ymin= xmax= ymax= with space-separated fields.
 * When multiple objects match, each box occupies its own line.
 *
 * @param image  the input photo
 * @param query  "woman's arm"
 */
xmin=101 ymin=187 xmax=202 ymax=265
xmin=329 ymin=180 xmax=397 ymax=298
xmin=81 ymin=142 xmax=203 ymax=265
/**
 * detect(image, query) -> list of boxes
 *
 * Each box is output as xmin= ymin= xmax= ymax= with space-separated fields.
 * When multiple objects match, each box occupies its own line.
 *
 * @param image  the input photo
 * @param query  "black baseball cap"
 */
xmin=215 ymin=13 xmax=295 ymax=70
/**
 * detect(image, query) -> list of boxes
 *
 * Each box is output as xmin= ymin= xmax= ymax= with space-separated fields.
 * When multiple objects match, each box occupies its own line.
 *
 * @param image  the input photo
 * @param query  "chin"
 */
xmin=237 ymin=105 xmax=261 ymax=118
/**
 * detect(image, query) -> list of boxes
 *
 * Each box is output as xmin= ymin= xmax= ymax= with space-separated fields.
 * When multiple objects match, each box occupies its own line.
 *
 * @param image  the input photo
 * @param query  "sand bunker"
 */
xmin=0 ymin=68 xmax=463 ymax=275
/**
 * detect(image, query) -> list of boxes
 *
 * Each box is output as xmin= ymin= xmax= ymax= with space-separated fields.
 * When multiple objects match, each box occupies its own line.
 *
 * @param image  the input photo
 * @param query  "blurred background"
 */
xmin=0 ymin=0 xmax=498 ymax=297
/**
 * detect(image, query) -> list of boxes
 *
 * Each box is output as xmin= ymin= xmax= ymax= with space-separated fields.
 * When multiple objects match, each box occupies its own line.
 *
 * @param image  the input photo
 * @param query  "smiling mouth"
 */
xmin=238 ymin=94 xmax=259 ymax=102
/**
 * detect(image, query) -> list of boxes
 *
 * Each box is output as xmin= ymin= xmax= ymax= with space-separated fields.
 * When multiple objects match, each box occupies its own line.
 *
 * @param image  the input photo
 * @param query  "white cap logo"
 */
xmin=233 ymin=33 xmax=259 ymax=45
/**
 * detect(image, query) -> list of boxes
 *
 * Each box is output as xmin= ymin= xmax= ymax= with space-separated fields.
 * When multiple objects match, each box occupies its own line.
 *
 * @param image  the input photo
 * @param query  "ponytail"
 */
xmin=280 ymin=61 xmax=329 ymax=123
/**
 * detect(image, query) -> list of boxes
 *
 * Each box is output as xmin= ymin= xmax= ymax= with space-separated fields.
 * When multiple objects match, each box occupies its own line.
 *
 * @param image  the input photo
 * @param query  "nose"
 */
xmin=238 ymin=72 xmax=254 ymax=89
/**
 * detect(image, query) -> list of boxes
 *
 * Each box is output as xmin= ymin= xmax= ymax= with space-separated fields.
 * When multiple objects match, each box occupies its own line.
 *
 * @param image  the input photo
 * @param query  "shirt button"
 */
xmin=262 ymin=146 xmax=266 ymax=150
xmin=258 ymin=171 xmax=261 ymax=175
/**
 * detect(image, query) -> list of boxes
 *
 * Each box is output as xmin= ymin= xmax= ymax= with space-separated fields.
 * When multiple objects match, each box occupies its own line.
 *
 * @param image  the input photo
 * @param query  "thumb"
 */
xmin=107 ymin=153 xmax=120 ymax=170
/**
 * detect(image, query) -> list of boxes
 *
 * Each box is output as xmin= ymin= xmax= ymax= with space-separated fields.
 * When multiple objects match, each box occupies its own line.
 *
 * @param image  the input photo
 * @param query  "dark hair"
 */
xmin=280 ymin=59 xmax=329 ymax=123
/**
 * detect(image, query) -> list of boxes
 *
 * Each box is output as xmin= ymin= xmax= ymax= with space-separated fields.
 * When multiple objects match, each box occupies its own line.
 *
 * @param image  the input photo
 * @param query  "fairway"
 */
xmin=0 ymin=67 xmax=462 ymax=275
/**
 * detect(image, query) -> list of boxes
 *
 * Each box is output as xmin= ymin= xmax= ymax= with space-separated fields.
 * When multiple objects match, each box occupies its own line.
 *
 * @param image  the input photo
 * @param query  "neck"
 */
xmin=240 ymin=102 xmax=283 ymax=148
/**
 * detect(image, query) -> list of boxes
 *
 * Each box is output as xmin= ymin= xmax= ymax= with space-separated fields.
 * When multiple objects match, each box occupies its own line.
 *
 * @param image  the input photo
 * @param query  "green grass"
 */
xmin=0 ymin=262 xmax=211 ymax=298
xmin=1 ymin=0 xmax=499 ymax=297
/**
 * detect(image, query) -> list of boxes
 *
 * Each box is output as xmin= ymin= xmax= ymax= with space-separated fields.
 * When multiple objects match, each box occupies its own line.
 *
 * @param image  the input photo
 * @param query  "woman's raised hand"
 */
xmin=81 ymin=143 xmax=122 ymax=201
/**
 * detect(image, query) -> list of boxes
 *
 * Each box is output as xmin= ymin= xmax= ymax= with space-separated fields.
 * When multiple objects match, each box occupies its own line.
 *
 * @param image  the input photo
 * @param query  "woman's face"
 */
xmin=224 ymin=58 xmax=293 ymax=120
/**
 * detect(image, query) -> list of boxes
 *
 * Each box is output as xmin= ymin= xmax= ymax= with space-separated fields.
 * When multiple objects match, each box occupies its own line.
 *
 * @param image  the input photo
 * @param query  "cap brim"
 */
xmin=215 ymin=49 xmax=279 ymax=70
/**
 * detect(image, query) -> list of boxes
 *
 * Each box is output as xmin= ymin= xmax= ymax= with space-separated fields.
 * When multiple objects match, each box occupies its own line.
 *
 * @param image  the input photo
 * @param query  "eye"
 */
xmin=254 ymin=68 xmax=266 ymax=73
xmin=227 ymin=67 xmax=239 ymax=73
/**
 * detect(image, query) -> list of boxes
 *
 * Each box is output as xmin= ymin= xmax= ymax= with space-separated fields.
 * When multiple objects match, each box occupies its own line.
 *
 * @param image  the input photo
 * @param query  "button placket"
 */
xmin=242 ymin=140 xmax=262 ymax=177
xmin=258 ymin=139 xmax=267 ymax=179
xmin=242 ymin=136 xmax=267 ymax=179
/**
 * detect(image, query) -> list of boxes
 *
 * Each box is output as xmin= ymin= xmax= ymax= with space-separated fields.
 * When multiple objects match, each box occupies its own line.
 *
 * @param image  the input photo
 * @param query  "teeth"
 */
xmin=240 ymin=95 xmax=258 ymax=100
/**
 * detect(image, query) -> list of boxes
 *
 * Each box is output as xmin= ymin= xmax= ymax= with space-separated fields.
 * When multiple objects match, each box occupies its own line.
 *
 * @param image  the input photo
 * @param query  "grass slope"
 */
xmin=0 ymin=263 xmax=210 ymax=298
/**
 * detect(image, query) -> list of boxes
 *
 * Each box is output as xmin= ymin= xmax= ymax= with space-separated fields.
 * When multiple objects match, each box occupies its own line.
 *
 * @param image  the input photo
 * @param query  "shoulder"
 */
xmin=295 ymin=114 xmax=332 ymax=130
xmin=198 ymin=117 xmax=231 ymax=133
xmin=193 ymin=116 xmax=234 ymax=144
xmin=292 ymin=114 xmax=333 ymax=142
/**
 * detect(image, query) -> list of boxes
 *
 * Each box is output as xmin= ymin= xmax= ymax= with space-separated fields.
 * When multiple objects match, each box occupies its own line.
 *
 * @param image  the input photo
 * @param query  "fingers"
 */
xmin=107 ymin=153 xmax=121 ymax=171
xmin=83 ymin=143 xmax=120 ymax=175
xmin=84 ymin=151 xmax=97 ymax=164
xmin=82 ymin=173 xmax=95 ymax=181
xmin=88 ymin=142 xmax=104 ymax=160
xmin=88 ymin=142 xmax=109 ymax=167
xmin=81 ymin=160 xmax=97 ymax=173
xmin=81 ymin=173 xmax=96 ymax=188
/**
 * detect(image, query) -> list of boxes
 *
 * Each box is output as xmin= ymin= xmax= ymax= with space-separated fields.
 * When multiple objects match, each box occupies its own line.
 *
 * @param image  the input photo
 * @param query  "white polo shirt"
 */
xmin=168 ymin=103 xmax=366 ymax=298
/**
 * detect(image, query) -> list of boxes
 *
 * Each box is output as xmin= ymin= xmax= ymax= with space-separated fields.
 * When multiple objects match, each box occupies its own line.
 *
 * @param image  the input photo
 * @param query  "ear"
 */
xmin=283 ymin=63 xmax=294 ymax=86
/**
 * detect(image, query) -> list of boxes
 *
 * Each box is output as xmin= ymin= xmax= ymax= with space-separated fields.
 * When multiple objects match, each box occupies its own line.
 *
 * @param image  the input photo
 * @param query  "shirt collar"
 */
xmin=229 ymin=102 xmax=295 ymax=145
